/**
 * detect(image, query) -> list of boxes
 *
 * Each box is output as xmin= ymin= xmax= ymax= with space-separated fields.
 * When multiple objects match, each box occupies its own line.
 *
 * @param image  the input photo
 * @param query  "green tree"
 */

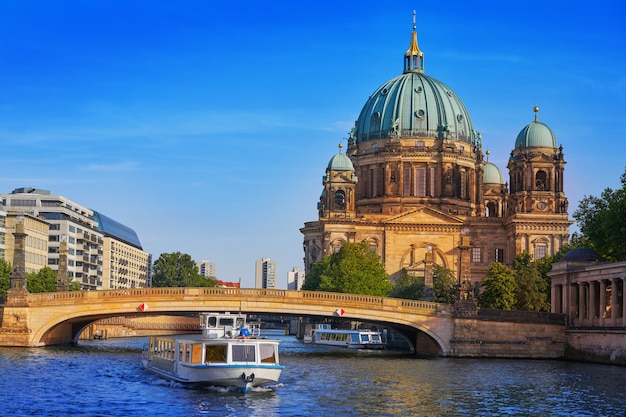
xmin=389 ymin=274 xmax=424 ymax=300
xmin=433 ymin=265 xmax=457 ymax=304
xmin=477 ymin=262 xmax=516 ymax=309
xmin=533 ymin=242 xmax=576 ymax=304
xmin=152 ymin=252 xmax=217 ymax=288
xmin=512 ymin=253 xmax=549 ymax=311
xmin=573 ymin=167 xmax=626 ymax=261
xmin=302 ymin=242 xmax=392 ymax=296
xmin=301 ymin=256 xmax=330 ymax=291
xmin=69 ymin=280 xmax=82 ymax=291
xmin=0 ymin=259 xmax=11 ymax=297
xmin=27 ymin=266 xmax=58 ymax=293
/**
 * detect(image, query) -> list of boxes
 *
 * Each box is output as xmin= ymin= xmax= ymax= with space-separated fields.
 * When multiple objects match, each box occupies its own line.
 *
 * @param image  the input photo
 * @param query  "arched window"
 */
xmin=334 ymin=190 xmax=345 ymax=208
xmin=486 ymin=201 xmax=498 ymax=217
xmin=535 ymin=170 xmax=548 ymax=191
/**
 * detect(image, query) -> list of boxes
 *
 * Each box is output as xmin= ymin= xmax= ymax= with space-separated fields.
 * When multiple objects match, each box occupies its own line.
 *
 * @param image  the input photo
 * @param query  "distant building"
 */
xmin=215 ymin=279 xmax=240 ymax=288
xmin=3 ymin=213 xmax=49 ymax=274
xmin=0 ymin=188 xmax=151 ymax=290
xmin=197 ymin=260 xmax=216 ymax=278
xmin=255 ymin=257 xmax=277 ymax=289
xmin=287 ymin=267 xmax=305 ymax=291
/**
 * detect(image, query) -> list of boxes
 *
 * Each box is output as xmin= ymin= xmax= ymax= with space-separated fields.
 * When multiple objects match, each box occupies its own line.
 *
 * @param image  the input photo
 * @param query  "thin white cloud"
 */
xmin=81 ymin=161 xmax=139 ymax=172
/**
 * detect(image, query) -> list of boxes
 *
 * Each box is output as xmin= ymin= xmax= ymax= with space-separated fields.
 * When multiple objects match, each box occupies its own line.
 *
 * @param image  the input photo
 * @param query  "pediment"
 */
xmin=383 ymin=206 xmax=464 ymax=225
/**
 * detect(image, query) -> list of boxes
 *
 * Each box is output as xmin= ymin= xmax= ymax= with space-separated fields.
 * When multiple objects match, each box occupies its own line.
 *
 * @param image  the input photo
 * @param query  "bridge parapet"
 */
xmin=26 ymin=288 xmax=441 ymax=315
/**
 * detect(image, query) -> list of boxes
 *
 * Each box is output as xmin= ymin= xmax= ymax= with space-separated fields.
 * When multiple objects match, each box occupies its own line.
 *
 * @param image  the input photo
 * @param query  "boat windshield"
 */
xmin=232 ymin=344 xmax=256 ymax=362
xmin=259 ymin=344 xmax=278 ymax=363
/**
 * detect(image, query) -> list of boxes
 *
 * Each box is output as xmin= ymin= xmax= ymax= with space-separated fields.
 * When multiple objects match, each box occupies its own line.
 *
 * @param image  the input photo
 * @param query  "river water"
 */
xmin=0 ymin=331 xmax=624 ymax=417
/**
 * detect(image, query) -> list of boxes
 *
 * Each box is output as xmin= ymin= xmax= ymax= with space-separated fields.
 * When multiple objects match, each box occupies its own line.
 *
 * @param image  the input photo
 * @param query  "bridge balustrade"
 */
xmin=26 ymin=288 xmax=441 ymax=315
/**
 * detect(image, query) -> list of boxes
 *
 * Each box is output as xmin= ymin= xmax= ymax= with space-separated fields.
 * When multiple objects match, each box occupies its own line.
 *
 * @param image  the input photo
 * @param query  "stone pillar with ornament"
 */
xmin=7 ymin=216 xmax=29 ymax=306
xmin=455 ymin=228 xmax=476 ymax=316
xmin=56 ymin=235 xmax=70 ymax=292
xmin=421 ymin=246 xmax=435 ymax=302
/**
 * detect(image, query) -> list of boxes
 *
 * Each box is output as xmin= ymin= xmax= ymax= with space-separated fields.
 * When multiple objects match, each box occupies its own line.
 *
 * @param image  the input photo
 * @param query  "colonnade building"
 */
xmin=0 ymin=187 xmax=151 ymax=290
xmin=551 ymin=248 xmax=626 ymax=327
xmin=301 ymin=19 xmax=573 ymax=286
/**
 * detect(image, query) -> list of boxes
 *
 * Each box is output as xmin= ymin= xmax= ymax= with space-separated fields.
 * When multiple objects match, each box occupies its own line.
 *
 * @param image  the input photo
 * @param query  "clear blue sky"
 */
xmin=1 ymin=1 xmax=625 ymax=288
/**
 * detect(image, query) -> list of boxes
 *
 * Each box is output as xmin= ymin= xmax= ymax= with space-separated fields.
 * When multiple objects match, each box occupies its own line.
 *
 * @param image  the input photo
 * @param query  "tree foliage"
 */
xmin=477 ymin=262 xmax=516 ymax=309
xmin=302 ymin=242 xmax=392 ymax=296
xmin=573 ymin=167 xmax=626 ymax=261
xmin=389 ymin=274 xmax=424 ymax=300
xmin=27 ymin=266 xmax=58 ymax=293
xmin=152 ymin=252 xmax=217 ymax=288
xmin=0 ymin=258 xmax=11 ymax=297
xmin=388 ymin=266 xmax=457 ymax=303
xmin=512 ymin=252 xmax=549 ymax=311
xmin=433 ymin=265 xmax=457 ymax=304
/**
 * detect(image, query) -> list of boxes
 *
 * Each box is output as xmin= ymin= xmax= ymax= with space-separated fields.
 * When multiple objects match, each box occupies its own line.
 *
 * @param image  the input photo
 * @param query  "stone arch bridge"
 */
xmin=0 ymin=288 xmax=566 ymax=358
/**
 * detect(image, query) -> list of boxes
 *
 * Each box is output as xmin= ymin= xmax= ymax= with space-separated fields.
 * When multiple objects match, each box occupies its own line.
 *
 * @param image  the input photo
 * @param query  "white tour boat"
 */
xmin=142 ymin=312 xmax=284 ymax=392
xmin=304 ymin=323 xmax=386 ymax=350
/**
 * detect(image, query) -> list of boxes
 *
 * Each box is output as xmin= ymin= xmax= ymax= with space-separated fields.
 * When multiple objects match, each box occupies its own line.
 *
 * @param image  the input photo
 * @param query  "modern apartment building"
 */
xmin=0 ymin=188 xmax=151 ymax=290
xmin=287 ymin=267 xmax=304 ymax=291
xmin=94 ymin=211 xmax=152 ymax=289
xmin=255 ymin=257 xmax=277 ymax=289
xmin=197 ymin=259 xmax=216 ymax=278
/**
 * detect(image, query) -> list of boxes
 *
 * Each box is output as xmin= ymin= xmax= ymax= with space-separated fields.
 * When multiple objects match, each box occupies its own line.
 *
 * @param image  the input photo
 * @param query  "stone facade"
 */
xmin=301 ymin=24 xmax=572 ymax=287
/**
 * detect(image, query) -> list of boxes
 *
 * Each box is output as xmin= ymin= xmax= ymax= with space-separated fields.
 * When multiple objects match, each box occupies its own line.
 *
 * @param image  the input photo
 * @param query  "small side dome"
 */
xmin=561 ymin=247 xmax=603 ymax=262
xmin=514 ymin=106 xmax=557 ymax=149
xmin=483 ymin=162 xmax=504 ymax=184
xmin=326 ymin=144 xmax=354 ymax=171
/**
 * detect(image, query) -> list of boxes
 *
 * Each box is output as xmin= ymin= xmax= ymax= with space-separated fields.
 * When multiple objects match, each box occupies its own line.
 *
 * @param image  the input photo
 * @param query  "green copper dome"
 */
xmin=354 ymin=72 xmax=476 ymax=144
xmin=483 ymin=161 xmax=505 ymax=184
xmin=353 ymin=22 xmax=476 ymax=145
xmin=327 ymin=145 xmax=354 ymax=171
xmin=514 ymin=107 xmax=557 ymax=148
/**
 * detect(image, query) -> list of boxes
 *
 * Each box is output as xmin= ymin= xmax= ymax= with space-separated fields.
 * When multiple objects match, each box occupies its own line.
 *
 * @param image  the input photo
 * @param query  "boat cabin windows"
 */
xmin=151 ymin=337 xmax=175 ymax=360
xmin=360 ymin=334 xmax=371 ymax=343
xmin=176 ymin=343 xmax=204 ymax=364
xmin=259 ymin=344 xmax=278 ymax=363
xmin=232 ymin=344 xmax=256 ymax=362
xmin=349 ymin=333 xmax=360 ymax=343
xmin=205 ymin=344 xmax=227 ymax=363
xmin=201 ymin=314 xmax=246 ymax=330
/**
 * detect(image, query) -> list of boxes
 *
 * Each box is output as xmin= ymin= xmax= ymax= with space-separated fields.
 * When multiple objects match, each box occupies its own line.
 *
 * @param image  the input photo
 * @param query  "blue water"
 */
xmin=0 ymin=331 xmax=624 ymax=416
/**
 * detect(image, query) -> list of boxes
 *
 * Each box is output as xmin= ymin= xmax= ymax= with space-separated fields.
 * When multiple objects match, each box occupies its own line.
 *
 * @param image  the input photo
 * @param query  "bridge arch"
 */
xmin=12 ymin=288 xmax=455 ymax=354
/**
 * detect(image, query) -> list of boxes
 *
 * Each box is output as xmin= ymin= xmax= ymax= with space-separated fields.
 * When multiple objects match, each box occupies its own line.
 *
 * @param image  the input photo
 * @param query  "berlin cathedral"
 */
xmin=301 ymin=19 xmax=573 ymax=287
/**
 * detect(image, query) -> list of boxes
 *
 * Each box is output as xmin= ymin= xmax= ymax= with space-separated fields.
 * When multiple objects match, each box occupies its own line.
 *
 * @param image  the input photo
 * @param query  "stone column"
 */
xmin=422 ymin=246 xmax=434 ymax=302
xmin=622 ymin=278 xmax=626 ymax=327
xmin=610 ymin=278 xmax=618 ymax=326
xmin=7 ymin=218 xmax=29 ymax=306
xmin=590 ymin=281 xmax=598 ymax=324
xmin=56 ymin=238 xmax=70 ymax=292
xmin=577 ymin=283 xmax=585 ymax=325
xmin=599 ymin=280 xmax=607 ymax=323
xmin=550 ymin=284 xmax=558 ymax=313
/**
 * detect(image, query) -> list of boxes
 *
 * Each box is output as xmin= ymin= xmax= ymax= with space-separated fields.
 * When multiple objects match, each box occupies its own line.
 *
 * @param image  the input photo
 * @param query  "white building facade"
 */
xmin=255 ymin=257 xmax=277 ymax=289
xmin=287 ymin=267 xmax=305 ymax=291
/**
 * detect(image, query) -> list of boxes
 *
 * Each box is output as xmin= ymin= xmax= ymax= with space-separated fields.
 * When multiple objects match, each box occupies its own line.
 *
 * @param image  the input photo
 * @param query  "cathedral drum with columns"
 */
xmin=301 ymin=17 xmax=573 ymax=286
